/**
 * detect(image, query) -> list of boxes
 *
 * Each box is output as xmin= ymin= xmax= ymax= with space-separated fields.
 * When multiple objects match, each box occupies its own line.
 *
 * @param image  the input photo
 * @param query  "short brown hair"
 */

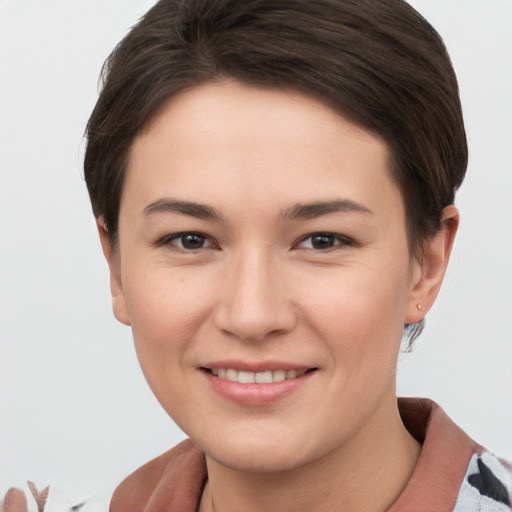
xmin=84 ymin=0 xmax=467 ymax=260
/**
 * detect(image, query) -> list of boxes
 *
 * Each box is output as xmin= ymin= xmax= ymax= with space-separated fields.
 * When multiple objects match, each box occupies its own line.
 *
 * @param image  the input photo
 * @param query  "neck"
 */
xmin=199 ymin=395 xmax=421 ymax=512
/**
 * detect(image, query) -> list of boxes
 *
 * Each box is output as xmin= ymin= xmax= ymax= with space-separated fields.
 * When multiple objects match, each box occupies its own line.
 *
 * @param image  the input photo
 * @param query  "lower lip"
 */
xmin=200 ymin=369 xmax=316 ymax=406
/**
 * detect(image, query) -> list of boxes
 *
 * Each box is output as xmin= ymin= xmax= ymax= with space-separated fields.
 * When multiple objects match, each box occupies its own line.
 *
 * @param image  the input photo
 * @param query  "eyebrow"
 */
xmin=283 ymin=199 xmax=373 ymax=220
xmin=142 ymin=198 xmax=372 ymax=221
xmin=143 ymin=199 xmax=223 ymax=221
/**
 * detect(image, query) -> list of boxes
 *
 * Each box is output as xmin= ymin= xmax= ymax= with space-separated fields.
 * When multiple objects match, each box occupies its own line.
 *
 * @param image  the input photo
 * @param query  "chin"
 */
xmin=195 ymin=427 xmax=331 ymax=474
xmin=210 ymin=446 xmax=310 ymax=474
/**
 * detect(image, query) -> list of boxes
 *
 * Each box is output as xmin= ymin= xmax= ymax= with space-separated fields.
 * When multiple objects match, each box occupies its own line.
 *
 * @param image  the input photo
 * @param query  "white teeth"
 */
xmin=255 ymin=371 xmax=273 ymax=383
xmin=238 ymin=371 xmax=255 ymax=384
xmin=226 ymin=369 xmax=238 ymax=382
xmin=210 ymin=368 xmax=309 ymax=383
xmin=272 ymin=370 xmax=286 ymax=382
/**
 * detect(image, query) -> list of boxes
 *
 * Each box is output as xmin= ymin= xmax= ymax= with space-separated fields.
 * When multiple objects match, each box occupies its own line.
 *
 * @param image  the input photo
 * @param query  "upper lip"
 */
xmin=200 ymin=360 xmax=315 ymax=372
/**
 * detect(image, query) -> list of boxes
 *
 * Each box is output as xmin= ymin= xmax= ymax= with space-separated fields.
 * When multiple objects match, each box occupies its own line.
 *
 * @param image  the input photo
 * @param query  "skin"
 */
xmin=99 ymin=81 xmax=458 ymax=512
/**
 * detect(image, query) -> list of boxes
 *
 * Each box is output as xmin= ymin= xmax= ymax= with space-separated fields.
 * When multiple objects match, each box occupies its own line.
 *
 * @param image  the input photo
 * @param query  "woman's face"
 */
xmin=109 ymin=81 xmax=426 ymax=472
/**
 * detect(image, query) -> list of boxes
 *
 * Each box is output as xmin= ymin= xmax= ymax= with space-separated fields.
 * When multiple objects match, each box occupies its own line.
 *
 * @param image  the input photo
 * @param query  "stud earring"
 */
xmin=416 ymin=303 xmax=423 ymax=311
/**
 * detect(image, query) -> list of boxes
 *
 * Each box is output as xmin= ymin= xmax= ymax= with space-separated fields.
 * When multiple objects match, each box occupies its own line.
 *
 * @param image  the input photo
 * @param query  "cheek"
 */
xmin=122 ymin=266 xmax=214 ymax=374
xmin=297 ymin=256 xmax=411 ymax=366
xmin=300 ymin=258 xmax=410 ymax=321
xmin=296 ymin=263 xmax=410 ymax=433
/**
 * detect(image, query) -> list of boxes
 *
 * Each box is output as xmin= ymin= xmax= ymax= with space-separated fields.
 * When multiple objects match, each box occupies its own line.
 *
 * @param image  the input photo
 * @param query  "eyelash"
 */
xmin=296 ymin=233 xmax=353 ymax=251
xmin=154 ymin=232 xmax=217 ymax=251
xmin=154 ymin=231 xmax=353 ymax=252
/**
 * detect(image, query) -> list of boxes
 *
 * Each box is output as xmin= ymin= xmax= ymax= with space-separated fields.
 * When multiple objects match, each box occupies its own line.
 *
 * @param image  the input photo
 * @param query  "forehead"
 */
xmin=124 ymin=81 xmax=401 ymax=219
xmin=137 ymin=81 xmax=383 ymax=155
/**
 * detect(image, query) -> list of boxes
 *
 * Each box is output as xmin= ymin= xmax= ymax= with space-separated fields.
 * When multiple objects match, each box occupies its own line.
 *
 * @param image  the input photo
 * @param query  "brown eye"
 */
xmin=179 ymin=233 xmax=207 ymax=249
xmin=311 ymin=234 xmax=336 ymax=249
xmin=158 ymin=232 xmax=214 ymax=250
xmin=297 ymin=233 xmax=350 ymax=250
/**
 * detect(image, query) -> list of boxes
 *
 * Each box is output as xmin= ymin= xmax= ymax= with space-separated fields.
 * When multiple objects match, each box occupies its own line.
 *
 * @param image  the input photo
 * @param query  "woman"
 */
xmin=2 ymin=0 xmax=511 ymax=511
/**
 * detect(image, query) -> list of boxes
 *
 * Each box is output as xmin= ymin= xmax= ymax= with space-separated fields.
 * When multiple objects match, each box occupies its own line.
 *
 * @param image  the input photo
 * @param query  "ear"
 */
xmin=97 ymin=219 xmax=131 ymax=326
xmin=405 ymin=205 xmax=459 ymax=324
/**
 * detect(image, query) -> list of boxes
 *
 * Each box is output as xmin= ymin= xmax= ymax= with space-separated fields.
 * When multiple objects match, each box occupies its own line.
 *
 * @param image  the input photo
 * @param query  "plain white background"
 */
xmin=1 ymin=0 xmax=511 ymax=504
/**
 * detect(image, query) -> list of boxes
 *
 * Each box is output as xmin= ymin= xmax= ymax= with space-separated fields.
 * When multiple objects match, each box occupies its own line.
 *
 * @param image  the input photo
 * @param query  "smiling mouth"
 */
xmin=203 ymin=368 xmax=317 ymax=384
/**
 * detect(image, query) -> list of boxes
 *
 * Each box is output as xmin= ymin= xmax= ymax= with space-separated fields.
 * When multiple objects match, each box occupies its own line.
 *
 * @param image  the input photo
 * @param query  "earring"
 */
xmin=416 ymin=303 xmax=423 ymax=311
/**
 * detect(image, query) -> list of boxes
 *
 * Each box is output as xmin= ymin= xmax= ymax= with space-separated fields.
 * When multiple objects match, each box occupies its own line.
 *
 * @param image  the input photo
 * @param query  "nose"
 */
xmin=213 ymin=248 xmax=298 ymax=342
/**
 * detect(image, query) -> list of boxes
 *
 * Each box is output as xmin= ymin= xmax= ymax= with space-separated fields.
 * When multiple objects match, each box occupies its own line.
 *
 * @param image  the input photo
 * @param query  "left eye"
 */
xmin=164 ymin=232 xmax=214 ymax=250
xmin=297 ymin=233 xmax=349 ymax=250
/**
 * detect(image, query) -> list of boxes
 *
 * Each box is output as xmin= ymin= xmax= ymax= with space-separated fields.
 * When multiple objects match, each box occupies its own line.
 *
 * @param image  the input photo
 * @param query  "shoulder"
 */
xmin=454 ymin=450 xmax=512 ymax=511
xmin=392 ymin=398 xmax=512 ymax=511
xmin=109 ymin=439 xmax=206 ymax=512
xmin=1 ymin=486 xmax=114 ymax=512
xmin=55 ymin=489 xmax=114 ymax=512
xmin=1 ymin=441 xmax=205 ymax=512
